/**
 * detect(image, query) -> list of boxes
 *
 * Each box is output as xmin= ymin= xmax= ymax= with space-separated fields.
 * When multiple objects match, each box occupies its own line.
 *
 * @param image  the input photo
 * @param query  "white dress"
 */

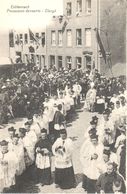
xmin=80 ymin=141 xmax=104 ymax=180
xmin=0 ymin=150 xmax=18 ymax=192
xmin=52 ymin=137 xmax=74 ymax=169
xmin=10 ymin=142 xmax=26 ymax=176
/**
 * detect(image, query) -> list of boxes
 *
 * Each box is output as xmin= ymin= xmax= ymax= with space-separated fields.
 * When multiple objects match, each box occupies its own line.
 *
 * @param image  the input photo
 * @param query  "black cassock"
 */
xmin=35 ymin=138 xmax=52 ymax=185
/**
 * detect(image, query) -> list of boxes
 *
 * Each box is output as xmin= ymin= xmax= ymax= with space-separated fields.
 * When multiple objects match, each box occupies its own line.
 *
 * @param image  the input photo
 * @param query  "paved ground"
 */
xmin=0 ymin=103 xmax=99 ymax=193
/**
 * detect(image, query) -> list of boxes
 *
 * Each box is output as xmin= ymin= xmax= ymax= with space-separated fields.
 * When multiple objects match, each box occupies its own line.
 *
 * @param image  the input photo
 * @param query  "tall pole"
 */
xmin=105 ymin=32 xmax=114 ymax=77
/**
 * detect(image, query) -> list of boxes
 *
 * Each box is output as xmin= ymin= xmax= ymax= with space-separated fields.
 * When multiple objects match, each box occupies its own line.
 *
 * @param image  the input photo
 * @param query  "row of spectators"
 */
xmin=0 ymin=64 xmax=126 ymax=124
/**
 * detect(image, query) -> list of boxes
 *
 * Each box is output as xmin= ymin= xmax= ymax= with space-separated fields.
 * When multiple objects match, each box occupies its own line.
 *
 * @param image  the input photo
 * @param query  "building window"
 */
xmin=41 ymin=55 xmax=45 ymax=68
xmin=51 ymin=31 xmax=56 ymax=46
xmin=66 ymin=2 xmax=72 ymax=16
xmin=66 ymin=56 xmax=72 ymax=69
xmin=24 ymin=34 xmax=28 ymax=44
xmin=76 ymin=57 xmax=82 ymax=68
xmin=50 ymin=55 xmax=55 ymax=67
xmin=9 ymin=31 xmax=14 ymax=47
xmin=35 ymin=33 xmax=39 ymax=39
xmin=58 ymin=30 xmax=63 ymax=46
xmin=76 ymin=0 xmax=82 ymax=13
xmin=85 ymin=28 xmax=91 ymax=47
xmin=19 ymin=34 xmax=23 ymax=44
xmin=41 ymin=32 xmax=45 ymax=46
xmin=30 ymin=54 xmax=35 ymax=64
xmin=36 ymin=55 xmax=40 ymax=68
xmin=15 ymin=52 xmax=22 ymax=63
xmin=67 ymin=29 xmax=72 ymax=47
xmin=24 ymin=54 xmax=29 ymax=63
xmin=86 ymin=0 xmax=91 ymax=14
xmin=85 ymin=55 xmax=92 ymax=70
xmin=76 ymin=29 xmax=82 ymax=46
xmin=58 ymin=56 xmax=63 ymax=69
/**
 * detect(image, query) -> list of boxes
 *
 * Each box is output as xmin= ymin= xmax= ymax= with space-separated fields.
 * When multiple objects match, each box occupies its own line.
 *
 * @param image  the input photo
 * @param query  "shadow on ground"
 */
xmin=11 ymin=170 xmax=83 ymax=193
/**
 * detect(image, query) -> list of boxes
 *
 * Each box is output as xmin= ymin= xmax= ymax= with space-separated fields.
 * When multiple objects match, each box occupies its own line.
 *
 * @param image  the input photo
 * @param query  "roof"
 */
xmin=0 ymin=57 xmax=13 ymax=66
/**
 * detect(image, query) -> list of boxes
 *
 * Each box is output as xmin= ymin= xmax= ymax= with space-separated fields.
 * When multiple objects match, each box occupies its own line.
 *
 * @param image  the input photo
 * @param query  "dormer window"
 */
xmin=66 ymin=2 xmax=72 ymax=16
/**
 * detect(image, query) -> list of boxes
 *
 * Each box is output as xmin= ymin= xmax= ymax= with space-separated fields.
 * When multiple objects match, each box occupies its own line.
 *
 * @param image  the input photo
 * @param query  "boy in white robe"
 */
xmin=6 ymin=127 xmax=16 ymax=150
xmin=0 ymin=140 xmax=18 ymax=192
xmin=30 ymin=115 xmax=41 ymax=139
xmin=10 ymin=134 xmax=26 ymax=176
xmin=24 ymin=121 xmax=37 ymax=146
xmin=19 ymin=128 xmax=35 ymax=167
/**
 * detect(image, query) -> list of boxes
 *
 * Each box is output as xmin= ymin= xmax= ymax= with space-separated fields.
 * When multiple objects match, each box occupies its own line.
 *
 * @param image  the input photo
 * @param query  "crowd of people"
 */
xmin=0 ymin=64 xmax=126 ymax=193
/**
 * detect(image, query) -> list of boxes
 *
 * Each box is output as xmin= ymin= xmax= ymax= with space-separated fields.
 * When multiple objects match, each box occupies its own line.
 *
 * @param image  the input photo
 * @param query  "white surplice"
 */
xmin=10 ymin=142 xmax=26 ymax=176
xmin=0 ymin=150 xmax=18 ymax=192
xmin=80 ymin=141 xmax=104 ymax=180
xmin=52 ymin=137 xmax=74 ymax=169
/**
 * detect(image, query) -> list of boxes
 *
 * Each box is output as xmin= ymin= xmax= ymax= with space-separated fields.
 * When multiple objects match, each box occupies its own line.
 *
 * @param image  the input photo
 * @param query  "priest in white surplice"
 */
xmin=52 ymin=129 xmax=75 ymax=189
xmin=80 ymin=134 xmax=104 ymax=193
xmin=0 ymin=140 xmax=18 ymax=192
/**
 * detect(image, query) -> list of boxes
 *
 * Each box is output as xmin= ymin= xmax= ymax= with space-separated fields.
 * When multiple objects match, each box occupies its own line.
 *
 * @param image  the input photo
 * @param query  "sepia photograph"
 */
xmin=0 ymin=0 xmax=126 ymax=193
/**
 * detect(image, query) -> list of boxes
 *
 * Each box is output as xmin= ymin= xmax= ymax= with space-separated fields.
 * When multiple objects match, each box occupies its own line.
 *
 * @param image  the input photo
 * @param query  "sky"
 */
xmin=0 ymin=0 xmax=63 ymax=32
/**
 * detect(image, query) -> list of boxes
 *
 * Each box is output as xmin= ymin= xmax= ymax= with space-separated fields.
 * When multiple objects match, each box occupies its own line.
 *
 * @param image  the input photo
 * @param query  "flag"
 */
xmin=62 ymin=20 xmax=68 ymax=33
xmin=96 ymin=28 xmax=106 ymax=63
xmin=29 ymin=29 xmax=40 ymax=44
xmin=9 ymin=30 xmax=14 ymax=47
xmin=29 ymin=28 xmax=36 ymax=41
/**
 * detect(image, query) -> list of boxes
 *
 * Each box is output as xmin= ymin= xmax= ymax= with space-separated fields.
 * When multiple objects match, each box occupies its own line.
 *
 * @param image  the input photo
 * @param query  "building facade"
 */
xmin=47 ymin=0 xmax=99 ymax=71
xmin=9 ymin=28 xmax=46 ymax=69
xmin=9 ymin=0 xmax=126 ymax=76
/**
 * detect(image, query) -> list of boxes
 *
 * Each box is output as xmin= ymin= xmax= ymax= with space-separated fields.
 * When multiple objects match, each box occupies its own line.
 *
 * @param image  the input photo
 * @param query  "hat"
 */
xmin=24 ymin=121 xmax=31 ymax=126
xmin=0 ymin=140 xmax=8 ymax=146
xmin=90 ymin=120 xmax=96 ymax=125
xmin=103 ymin=140 xmax=110 ymax=149
xmin=88 ymin=128 xmax=97 ymax=134
xmin=92 ymin=116 xmax=98 ymax=121
xmin=103 ymin=149 xmax=110 ymax=156
xmin=41 ymin=128 xmax=47 ymax=134
xmin=118 ymin=125 xmax=126 ymax=132
xmin=90 ymin=134 xmax=98 ymax=140
xmin=103 ymin=109 xmax=110 ymax=115
xmin=27 ymin=115 xmax=33 ymax=120
xmin=60 ymin=129 xmax=67 ymax=134
xmin=13 ymin=133 xmax=19 ymax=138
xmin=19 ymin=128 xmax=26 ymax=134
xmin=8 ymin=127 xmax=16 ymax=132
xmin=59 ymin=91 xmax=63 ymax=95
xmin=120 ymin=96 xmax=125 ymax=100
